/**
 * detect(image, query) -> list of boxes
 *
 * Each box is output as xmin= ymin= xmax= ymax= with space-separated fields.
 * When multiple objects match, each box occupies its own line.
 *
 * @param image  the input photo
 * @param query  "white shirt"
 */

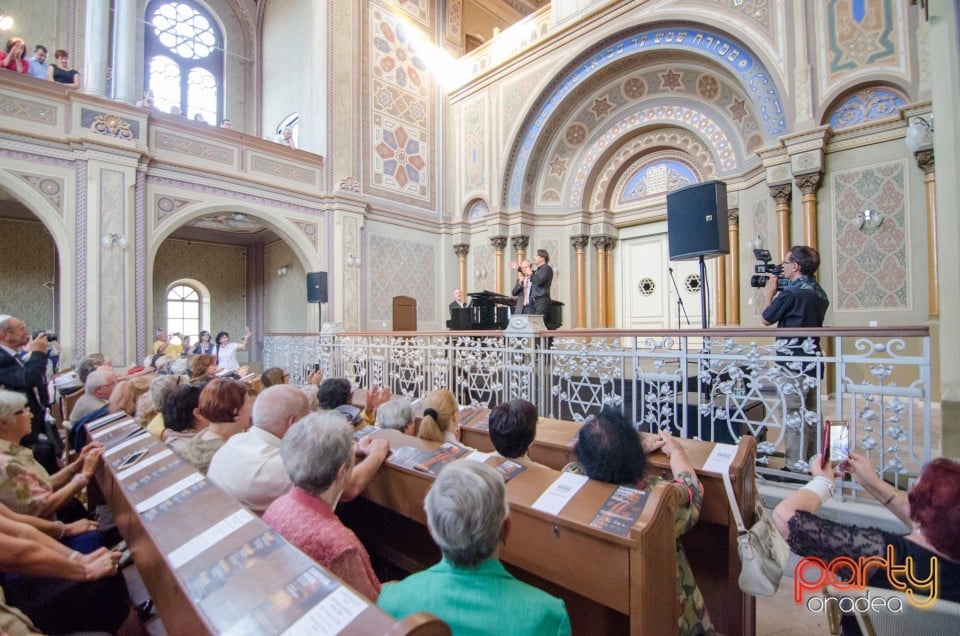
xmin=216 ymin=342 xmax=241 ymax=371
xmin=207 ymin=426 xmax=290 ymax=513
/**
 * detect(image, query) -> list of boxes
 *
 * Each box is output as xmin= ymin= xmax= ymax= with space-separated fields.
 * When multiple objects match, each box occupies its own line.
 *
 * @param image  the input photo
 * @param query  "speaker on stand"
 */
xmin=665 ymin=181 xmax=729 ymax=329
xmin=306 ymin=272 xmax=328 ymax=333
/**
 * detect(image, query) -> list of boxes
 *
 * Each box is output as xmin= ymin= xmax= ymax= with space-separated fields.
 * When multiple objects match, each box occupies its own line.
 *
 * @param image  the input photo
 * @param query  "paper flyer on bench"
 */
xmin=589 ymin=486 xmax=649 ymax=536
xmin=702 ymin=443 xmax=738 ymax=474
xmin=531 ymin=473 xmax=588 ymax=515
xmin=168 ymin=509 xmax=255 ymax=569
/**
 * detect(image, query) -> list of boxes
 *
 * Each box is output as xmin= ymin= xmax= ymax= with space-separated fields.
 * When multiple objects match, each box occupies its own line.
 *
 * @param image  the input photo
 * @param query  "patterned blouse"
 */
xmin=564 ymin=463 xmax=714 ymax=636
xmin=181 ymin=434 xmax=225 ymax=476
xmin=0 ymin=439 xmax=54 ymax=517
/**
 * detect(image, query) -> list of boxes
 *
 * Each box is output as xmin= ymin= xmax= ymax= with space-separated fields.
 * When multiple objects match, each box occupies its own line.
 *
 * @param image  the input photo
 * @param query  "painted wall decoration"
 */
xmin=617 ymin=158 xmax=698 ymax=206
xmin=750 ymin=198 xmax=771 ymax=317
xmin=827 ymin=87 xmax=905 ymax=129
xmin=365 ymin=2 xmax=436 ymax=210
xmin=367 ymin=234 xmax=436 ymax=323
xmin=827 ymin=0 xmax=897 ymax=73
xmin=389 ymin=0 xmax=431 ymax=27
xmin=832 ymin=162 xmax=909 ymax=310
xmin=464 ymin=99 xmax=485 ymax=191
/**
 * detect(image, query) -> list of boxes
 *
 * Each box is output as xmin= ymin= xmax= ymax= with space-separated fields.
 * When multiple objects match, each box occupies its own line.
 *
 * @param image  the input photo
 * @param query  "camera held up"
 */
xmin=750 ymin=249 xmax=788 ymax=291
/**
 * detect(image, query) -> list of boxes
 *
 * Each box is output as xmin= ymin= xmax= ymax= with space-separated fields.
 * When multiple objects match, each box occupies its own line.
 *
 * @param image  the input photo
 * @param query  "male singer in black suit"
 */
xmin=529 ymin=249 xmax=554 ymax=315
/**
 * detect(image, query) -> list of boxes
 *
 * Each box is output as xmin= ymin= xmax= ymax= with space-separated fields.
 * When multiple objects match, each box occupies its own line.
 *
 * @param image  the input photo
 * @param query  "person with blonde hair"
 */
xmin=417 ymin=389 xmax=461 ymax=445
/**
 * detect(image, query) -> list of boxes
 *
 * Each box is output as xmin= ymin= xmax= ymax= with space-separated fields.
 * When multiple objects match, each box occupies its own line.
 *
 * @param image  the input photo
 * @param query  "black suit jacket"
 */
xmin=511 ymin=278 xmax=531 ymax=314
xmin=529 ymin=264 xmax=554 ymax=315
xmin=0 ymin=347 xmax=50 ymax=443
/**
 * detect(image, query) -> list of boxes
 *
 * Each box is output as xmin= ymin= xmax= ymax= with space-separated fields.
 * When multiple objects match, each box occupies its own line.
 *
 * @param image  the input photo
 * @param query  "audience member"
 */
xmin=376 ymin=398 xmax=414 ymax=435
xmin=260 ymin=367 xmax=288 ymax=388
xmin=264 ymin=412 xmax=382 ymax=600
xmin=70 ymin=369 xmax=117 ymax=423
xmin=0 ymin=315 xmax=52 ymax=457
xmin=190 ymin=353 xmax=218 ymax=379
xmin=153 ymin=328 xmax=183 ymax=359
xmin=773 ymin=453 xmax=960 ymax=633
xmin=0 ymin=38 xmax=30 ymax=74
xmin=378 ymin=460 xmax=572 ymax=634
xmin=159 ymin=381 xmax=208 ymax=455
xmin=568 ymin=406 xmax=713 ymax=636
xmin=316 ymin=379 xmax=389 ymax=424
xmin=74 ymin=353 xmax=107 ymax=384
xmin=136 ymin=89 xmax=155 ymax=109
xmin=220 ymin=117 xmax=233 ymax=129
xmin=0 ymin=505 xmax=132 ymax=635
xmin=215 ymin=329 xmax=251 ymax=373
xmin=488 ymin=399 xmax=540 ymax=465
xmin=48 ymin=49 xmax=80 ymax=87
xmin=275 ymin=125 xmax=296 ymax=148
xmin=182 ymin=378 xmax=254 ymax=474
xmin=26 ymin=44 xmax=47 ymax=79
xmin=169 ymin=104 xmax=182 ymax=116
xmin=417 ymin=389 xmax=462 ymax=445
xmin=138 ymin=374 xmax=181 ymax=433
xmin=0 ymin=389 xmax=104 ymax=520
xmin=208 ymin=385 xmax=308 ymax=513
xmin=192 ymin=330 xmax=214 ymax=355
xmin=193 ymin=113 xmax=206 ymax=124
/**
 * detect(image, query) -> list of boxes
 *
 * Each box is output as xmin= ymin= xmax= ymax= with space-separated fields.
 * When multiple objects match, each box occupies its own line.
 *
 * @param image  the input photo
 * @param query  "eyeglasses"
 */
xmin=13 ymin=409 xmax=26 ymax=415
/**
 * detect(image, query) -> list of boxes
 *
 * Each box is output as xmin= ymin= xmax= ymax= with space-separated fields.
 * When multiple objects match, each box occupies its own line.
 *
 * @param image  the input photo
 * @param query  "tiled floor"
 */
xmin=756 ymin=574 xmax=831 ymax=636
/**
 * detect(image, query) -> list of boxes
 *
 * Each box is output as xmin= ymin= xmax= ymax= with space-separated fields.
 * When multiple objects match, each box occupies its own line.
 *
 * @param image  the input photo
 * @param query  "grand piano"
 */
xmin=445 ymin=292 xmax=563 ymax=330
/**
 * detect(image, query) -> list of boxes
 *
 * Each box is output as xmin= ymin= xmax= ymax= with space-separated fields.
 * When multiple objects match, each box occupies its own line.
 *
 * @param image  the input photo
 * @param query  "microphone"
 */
xmin=668 ymin=267 xmax=673 ymax=274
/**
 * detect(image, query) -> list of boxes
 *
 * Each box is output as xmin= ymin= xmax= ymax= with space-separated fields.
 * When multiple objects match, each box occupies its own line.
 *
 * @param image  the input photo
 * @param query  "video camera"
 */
xmin=749 ymin=249 xmax=788 ymax=291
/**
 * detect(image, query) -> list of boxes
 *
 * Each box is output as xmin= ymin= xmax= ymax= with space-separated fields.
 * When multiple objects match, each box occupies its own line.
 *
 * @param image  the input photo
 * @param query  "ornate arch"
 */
xmin=501 ymin=22 xmax=786 ymax=210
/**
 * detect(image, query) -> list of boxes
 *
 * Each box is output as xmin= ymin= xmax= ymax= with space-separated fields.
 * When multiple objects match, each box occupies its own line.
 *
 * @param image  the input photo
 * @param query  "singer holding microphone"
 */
xmin=511 ymin=249 xmax=554 ymax=316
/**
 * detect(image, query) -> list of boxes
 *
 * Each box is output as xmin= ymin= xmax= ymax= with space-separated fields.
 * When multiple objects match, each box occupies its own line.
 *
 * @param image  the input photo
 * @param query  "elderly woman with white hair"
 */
xmin=376 ymin=397 xmax=414 ymax=435
xmin=377 ymin=461 xmax=572 ymax=635
xmin=263 ymin=412 xmax=382 ymax=601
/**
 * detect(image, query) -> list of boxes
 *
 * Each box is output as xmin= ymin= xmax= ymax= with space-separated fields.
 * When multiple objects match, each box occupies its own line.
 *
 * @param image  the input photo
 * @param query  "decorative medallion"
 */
xmin=548 ymin=155 xmax=568 ymax=177
xmin=684 ymin=274 xmax=701 ymax=294
xmin=622 ymin=76 xmax=647 ymax=100
xmin=696 ymin=74 xmax=720 ymax=100
xmin=638 ymin=278 xmax=656 ymax=296
xmin=91 ymin=114 xmax=134 ymax=140
xmin=564 ymin=124 xmax=587 ymax=146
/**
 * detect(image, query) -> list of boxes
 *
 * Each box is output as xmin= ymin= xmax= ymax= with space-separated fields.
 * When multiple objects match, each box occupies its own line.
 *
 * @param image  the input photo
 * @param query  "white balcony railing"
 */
xmin=265 ymin=326 xmax=932 ymax=499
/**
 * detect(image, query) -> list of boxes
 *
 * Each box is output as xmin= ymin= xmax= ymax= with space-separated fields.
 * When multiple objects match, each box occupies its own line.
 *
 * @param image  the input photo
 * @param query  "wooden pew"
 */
xmin=86 ymin=414 xmax=448 ymax=635
xmin=342 ymin=428 xmax=682 ymax=636
xmin=459 ymin=409 xmax=757 ymax=636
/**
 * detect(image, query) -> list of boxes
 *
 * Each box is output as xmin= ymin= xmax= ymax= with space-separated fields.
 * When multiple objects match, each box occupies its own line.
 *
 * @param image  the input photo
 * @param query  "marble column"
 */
xmin=491 ymin=237 xmax=507 ymax=295
xmin=511 ymin=236 xmax=529 ymax=265
xmin=727 ymin=209 xmax=740 ymax=325
xmin=604 ymin=238 xmax=615 ymax=327
xmin=593 ymin=236 xmax=608 ymax=327
xmin=795 ymin=173 xmax=822 ymax=250
xmin=915 ymin=149 xmax=938 ymax=318
xmin=82 ymin=0 xmax=111 ymax=97
xmin=454 ymin=244 xmax=469 ymax=302
xmin=112 ymin=0 xmax=137 ymax=102
xmin=571 ymin=235 xmax=588 ymax=328
xmin=770 ymin=183 xmax=792 ymax=258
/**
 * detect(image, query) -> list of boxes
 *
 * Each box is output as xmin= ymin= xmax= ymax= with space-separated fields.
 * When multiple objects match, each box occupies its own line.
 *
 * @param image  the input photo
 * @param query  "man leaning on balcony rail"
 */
xmin=760 ymin=245 xmax=830 ymax=472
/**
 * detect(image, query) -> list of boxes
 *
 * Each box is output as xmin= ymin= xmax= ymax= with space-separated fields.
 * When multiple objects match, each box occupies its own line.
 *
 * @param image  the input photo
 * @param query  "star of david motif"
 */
xmin=729 ymin=98 xmax=748 ymax=123
xmin=589 ymin=96 xmax=613 ymax=119
xmin=659 ymin=69 xmax=683 ymax=91
xmin=548 ymin=155 xmax=567 ymax=177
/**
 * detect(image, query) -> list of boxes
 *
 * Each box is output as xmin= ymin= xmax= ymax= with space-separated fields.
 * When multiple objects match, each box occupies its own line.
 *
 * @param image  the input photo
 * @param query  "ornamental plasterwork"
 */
xmin=292 ymin=219 xmax=319 ymax=248
xmin=0 ymin=96 xmax=57 ymax=125
xmin=155 ymin=131 xmax=233 ymax=164
xmin=153 ymin=194 xmax=197 ymax=226
xmin=592 ymin=129 xmax=715 ymax=210
xmin=250 ymin=155 xmax=317 ymax=185
xmin=90 ymin=114 xmax=134 ymax=140
xmin=13 ymin=173 xmax=63 ymax=213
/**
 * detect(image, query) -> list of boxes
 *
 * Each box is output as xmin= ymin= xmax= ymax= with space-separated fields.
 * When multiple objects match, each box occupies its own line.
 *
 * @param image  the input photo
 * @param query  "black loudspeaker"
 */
xmin=306 ymin=272 xmax=327 ymax=303
xmin=666 ymin=180 xmax=729 ymax=261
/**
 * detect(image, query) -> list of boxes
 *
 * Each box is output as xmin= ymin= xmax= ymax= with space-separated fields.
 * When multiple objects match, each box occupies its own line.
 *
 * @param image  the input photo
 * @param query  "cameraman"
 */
xmin=760 ymin=246 xmax=829 ymax=471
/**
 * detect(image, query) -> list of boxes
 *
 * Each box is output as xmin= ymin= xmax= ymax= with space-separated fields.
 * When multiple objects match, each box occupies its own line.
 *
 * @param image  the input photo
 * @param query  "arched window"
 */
xmin=145 ymin=0 xmax=223 ymax=122
xmin=167 ymin=284 xmax=201 ymax=344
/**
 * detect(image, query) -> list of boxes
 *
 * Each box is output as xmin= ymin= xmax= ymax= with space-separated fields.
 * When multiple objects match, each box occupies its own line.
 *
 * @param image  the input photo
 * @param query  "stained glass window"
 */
xmin=145 ymin=1 xmax=223 ymax=122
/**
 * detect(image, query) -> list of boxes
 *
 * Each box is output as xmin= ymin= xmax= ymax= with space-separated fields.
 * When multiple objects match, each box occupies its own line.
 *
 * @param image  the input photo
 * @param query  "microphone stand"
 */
xmin=668 ymin=266 xmax=690 ymax=330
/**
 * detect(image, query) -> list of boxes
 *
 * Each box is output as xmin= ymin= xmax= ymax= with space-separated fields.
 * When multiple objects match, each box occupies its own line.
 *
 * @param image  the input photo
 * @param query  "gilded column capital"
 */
xmin=769 ymin=183 xmax=792 ymax=205
xmin=794 ymin=172 xmax=822 ymax=195
xmin=728 ymin=209 xmax=740 ymax=227
xmin=914 ymin=149 xmax=935 ymax=175
xmin=453 ymin=243 xmax=470 ymax=258
xmin=511 ymin=236 xmax=529 ymax=252
xmin=604 ymin=237 xmax=617 ymax=251
xmin=591 ymin=235 xmax=609 ymax=250
xmin=490 ymin=236 xmax=507 ymax=250
xmin=570 ymin=235 xmax=589 ymax=250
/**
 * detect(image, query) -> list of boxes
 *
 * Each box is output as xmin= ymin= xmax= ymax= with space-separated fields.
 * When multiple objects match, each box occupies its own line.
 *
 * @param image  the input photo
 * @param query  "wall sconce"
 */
xmin=0 ymin=12 xmax=14 ymax=31
xmin=854 ymin=209 xmax=883 ymax=231
xmin=474 ymin=266 xmax=488 ymax=280
xmin=346 ymin=254 xmax=361 ymax=267
xmin=904 ymin=116 xmax=933 ymax=153
xmin=277 ymin=264 xmax=290 ymax=277
xmin=748 ymin=234 xmax=763 ymax=250
xmin=101 ymin=232 xmax=128 ymax=249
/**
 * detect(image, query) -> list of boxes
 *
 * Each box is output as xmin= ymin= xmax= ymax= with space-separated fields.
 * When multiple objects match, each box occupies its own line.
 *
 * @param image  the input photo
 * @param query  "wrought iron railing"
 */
xmin=264 ymin=326 xmax=932 ymax=497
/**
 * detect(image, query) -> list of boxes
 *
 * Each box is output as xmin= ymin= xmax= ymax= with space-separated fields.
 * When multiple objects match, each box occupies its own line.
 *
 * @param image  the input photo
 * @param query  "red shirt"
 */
xmin=0 ymin=51 xmax=30 ymax=74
